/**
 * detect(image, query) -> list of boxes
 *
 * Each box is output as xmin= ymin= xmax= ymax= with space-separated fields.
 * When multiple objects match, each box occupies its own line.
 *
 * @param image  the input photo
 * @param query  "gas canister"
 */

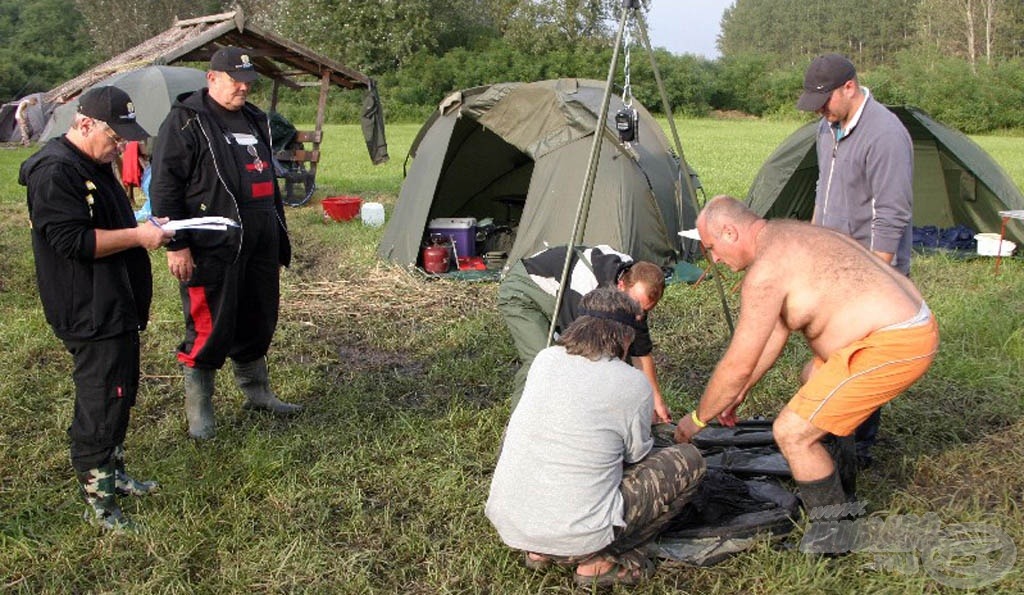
xmin=422 ymin=237 xmax=451 ymax=273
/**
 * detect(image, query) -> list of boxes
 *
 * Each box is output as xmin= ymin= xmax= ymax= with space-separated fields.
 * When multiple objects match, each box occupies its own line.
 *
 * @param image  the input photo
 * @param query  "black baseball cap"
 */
xmin=210 ymin=46 xmax=259 ymax=83
xmin=78 ymin=86 xmax=149 ymax=141
xmin=796 ymin=53 xmax=857 ymax=111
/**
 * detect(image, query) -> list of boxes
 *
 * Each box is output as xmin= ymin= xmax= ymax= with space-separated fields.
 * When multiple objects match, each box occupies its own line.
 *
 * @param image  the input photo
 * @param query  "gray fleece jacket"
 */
xmin=813 ymin=92 xmax=914 ymax=275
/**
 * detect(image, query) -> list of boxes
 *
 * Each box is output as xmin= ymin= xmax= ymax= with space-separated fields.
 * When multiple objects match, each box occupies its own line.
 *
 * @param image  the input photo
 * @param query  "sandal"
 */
xmin=573 ymin=556 xmax=655 ymax=588
xmin=522 ymin=551 xmax=553 ymax=571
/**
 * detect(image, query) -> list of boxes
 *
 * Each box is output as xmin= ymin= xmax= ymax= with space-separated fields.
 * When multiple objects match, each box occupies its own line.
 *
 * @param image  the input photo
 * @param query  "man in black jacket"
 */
xmin=20 ymin=86 xmax=174 ymax=530
xmin=150 ymin=46 xmax=301 ymax=440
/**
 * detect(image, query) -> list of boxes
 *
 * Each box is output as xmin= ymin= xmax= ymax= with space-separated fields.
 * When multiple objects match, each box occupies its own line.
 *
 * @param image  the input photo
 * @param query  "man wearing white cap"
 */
xmin=150 ymin=46 xmax=301 ymax=441
xmin=20 ymin=85 xmax=174 ymax=530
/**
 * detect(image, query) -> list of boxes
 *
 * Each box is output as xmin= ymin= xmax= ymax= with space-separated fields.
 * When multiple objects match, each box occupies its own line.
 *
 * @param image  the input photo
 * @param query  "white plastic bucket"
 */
xmin=361 ymin=202 xmax=385 ymax=227
xmin=975 ymin=233 xmax=1016 ymax=256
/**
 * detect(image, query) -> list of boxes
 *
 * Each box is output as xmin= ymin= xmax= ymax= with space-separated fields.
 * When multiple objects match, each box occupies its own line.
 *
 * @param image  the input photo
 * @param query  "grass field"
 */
xmin=1 ymin=117 xmax=1022 ymax=594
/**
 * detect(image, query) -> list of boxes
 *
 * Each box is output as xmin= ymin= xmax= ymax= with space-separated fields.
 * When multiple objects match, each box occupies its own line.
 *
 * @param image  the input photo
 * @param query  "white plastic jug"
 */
xmin=361 ymin=202 xmax=385 ymax=227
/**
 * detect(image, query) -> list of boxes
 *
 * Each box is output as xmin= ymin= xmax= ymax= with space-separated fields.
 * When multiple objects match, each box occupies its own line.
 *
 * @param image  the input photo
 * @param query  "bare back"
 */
xmin=742 ymin=220 xmax=923 ymax=358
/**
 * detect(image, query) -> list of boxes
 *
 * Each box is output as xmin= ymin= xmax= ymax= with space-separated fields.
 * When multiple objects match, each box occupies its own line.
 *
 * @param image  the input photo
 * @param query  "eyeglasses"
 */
xmin=100 ymin=123 xmax=126 ymax=147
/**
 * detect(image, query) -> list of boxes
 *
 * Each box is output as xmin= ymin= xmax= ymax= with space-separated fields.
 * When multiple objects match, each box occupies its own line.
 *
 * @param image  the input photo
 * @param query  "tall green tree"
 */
xmin=272 ymin=0 xmax=502 ymax=74
xmin=71 ymin=1 xmax=275 ymax=58
xmin=0 ymin=0 xmax=95 ymax=100
xmin=719 ymin=0 xmax=917 ymax=68
xmin=268 ymin=0 xmax=627 ymax=74
xmin=915 ymin=0 xmax=1024 ymax=67
xmin=501 ymin=0 xmax=622 ymax=53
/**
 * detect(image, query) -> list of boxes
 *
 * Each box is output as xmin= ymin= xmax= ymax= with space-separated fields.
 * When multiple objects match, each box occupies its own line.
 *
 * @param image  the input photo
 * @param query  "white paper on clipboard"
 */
xmin=162 ymin=217 xmax=240 ymax=232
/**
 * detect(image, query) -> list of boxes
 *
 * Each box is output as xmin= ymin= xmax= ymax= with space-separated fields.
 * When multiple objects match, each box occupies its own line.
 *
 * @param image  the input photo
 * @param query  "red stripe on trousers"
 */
xmin=177 ymin=286 xmax=213 ymax=367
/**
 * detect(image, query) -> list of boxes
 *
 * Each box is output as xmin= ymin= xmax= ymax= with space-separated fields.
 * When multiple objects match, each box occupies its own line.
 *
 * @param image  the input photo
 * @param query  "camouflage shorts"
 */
xmin=538 ymin=443 xmax=706 ymax=564
xmin=611 ymin=443 xmax=706 ymax=554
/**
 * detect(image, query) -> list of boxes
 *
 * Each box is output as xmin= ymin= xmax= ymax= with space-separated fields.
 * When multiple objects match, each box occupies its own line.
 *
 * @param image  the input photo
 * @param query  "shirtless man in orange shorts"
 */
xmin=674 ymin=196 xmax=939 ymax=533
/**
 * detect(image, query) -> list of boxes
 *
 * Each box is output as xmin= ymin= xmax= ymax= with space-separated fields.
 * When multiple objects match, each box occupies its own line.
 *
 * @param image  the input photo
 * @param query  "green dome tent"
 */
xmin=378 ymin=78 xmax=700 ymax=272
xmin=746 ymin=105 xmax=1024 ymax=245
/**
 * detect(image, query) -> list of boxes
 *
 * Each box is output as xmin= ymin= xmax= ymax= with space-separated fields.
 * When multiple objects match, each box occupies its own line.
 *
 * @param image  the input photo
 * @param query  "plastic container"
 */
xmin=361 ymin=202 xmax=385 ymax=227
xmin=427 ymin=217 xmax=477 ymax=258
xmin=457 ymin=256 xmax=487 ymax=271
xmin=975 ymin=233 xmax=1016 ymax=256
xmin=322 ymin=196 xmax=361 ymax=222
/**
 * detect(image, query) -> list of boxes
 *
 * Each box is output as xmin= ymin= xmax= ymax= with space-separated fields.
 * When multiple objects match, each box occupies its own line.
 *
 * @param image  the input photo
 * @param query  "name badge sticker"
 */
xmin=233 ymin=133 xmax=258 ymax=146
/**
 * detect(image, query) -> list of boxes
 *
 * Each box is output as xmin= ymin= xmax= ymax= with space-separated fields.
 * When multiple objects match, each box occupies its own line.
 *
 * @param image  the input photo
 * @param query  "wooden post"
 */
xmin=995 ymin=215 xmax=1009 ymax=275
xmin=312 ymin=70 xmax=330 ymax=181
xmin=270 ymin=78 xmax=280 ymax=114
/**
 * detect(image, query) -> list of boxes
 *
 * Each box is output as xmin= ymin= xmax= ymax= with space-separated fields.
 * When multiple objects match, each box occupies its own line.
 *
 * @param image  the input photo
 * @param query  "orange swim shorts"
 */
xmin=788 ymin=316 xmax=940 ymax=436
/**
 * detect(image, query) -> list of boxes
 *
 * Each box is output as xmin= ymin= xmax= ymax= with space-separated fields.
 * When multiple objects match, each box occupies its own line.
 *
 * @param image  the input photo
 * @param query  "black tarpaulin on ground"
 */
xmin=648 ymin=419 xmax=799 ymax=566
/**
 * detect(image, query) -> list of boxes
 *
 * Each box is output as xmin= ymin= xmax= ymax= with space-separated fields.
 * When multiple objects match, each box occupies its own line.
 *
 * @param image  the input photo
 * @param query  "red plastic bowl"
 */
xmin=322 ymin=196 xmax=362 ymax=221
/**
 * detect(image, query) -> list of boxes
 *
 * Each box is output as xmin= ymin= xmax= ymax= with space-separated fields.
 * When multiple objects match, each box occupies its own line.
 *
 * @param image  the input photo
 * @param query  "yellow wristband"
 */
xmin=690 ymin=410 xmax=707 ymax=429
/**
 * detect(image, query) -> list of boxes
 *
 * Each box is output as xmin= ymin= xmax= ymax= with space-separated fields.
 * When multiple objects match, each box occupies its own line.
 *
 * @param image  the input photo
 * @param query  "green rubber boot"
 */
xmin=184 ymin=365 xmax=216 ymax=439
xmin=112 ymin=445 xmax=160 ymax=496
xmin=77 ymin=463 xmax=135 ymax=532
xmin=234 ymin=357 xmax=303 ymax=415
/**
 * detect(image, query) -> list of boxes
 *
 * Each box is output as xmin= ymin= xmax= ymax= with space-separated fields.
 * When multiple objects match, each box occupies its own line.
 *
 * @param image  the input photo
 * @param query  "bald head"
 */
xmin=698 ymin=195 xmax=760 ymax=240
xmin=696 ymin=195 xmax=765 ymax=272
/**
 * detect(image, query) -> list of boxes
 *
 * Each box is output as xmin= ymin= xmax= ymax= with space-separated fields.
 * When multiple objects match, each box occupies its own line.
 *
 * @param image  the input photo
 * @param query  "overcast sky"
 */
xmin=643 ymin=0 xmax=733 ymax=58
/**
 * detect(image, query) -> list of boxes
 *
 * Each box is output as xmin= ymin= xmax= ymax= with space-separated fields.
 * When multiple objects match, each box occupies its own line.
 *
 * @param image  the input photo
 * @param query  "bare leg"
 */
xmin=774 ymin=407 xmax=832 ymax=481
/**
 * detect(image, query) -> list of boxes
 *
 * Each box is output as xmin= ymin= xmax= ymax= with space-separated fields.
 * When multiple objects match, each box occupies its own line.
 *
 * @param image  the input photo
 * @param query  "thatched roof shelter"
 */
xmin=41 ymin=7 xmax=387 ymax=172
xmin=44 ymin=8 xmax=371 ymax=104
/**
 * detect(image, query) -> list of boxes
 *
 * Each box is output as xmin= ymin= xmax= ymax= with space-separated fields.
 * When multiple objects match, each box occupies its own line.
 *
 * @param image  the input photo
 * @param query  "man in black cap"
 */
xmin=797 ymin=54 xmax=914 ymax=469
xmin=19 ymin=85 xmax=175 ymax=530
xmin=150 ymin=46 xmax=300 ymax=441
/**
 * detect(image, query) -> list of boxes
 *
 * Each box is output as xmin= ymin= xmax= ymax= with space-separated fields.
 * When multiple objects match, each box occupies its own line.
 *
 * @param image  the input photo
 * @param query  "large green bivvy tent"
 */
xmin=746 ymin=105 xmax=1024 ymax=245
xmin=378 ymin=78 xmax=700 ymax=272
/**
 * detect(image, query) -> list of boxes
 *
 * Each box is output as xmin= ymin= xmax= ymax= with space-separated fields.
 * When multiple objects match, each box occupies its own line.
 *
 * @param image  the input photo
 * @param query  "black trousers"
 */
xmin=63 ymin=332 xmax=139 ymax=472
xmin=854 ymin=408 xmax=882 ymax=464
xmin=176 ymin=208 xmax=281 ymax=370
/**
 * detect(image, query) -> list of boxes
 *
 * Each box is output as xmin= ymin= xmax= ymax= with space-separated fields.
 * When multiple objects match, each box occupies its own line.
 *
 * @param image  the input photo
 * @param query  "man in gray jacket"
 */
xmin=798 ymin=53 xmax=914 ymax=275
xmin=797 ymin=53 xmax=915 ymax=467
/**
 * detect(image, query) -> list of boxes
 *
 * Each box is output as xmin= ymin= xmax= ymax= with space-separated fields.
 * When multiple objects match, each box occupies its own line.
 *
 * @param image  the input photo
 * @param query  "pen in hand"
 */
xmin=145 ymin=215 xmax=175 ymax=247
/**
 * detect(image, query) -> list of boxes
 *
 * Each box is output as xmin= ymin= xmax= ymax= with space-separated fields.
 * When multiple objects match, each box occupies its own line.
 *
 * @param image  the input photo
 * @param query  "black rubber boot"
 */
xmin=77 ymin=463 xmax=135 ymax=532
xmin=825 ymin=433 xmax=859 ymax=501
xmin=112 ymin=445 xmax=160 ymax=496
xmin=184 ymin=366 xmax=216 ymax=439
xmin=233 ymin=357 xmax=302 ymax=415
xmin=797 ymin=469 xmax=857 ymax=555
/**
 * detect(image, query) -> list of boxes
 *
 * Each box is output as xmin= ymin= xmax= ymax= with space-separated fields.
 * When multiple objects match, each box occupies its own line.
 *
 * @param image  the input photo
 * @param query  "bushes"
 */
xmin=370 ymin=40 xmax=612 ymax=120
xmin=868 ymin=50 xmax=1024 ymax=133
xmin=628 ymin=50 xmax=718 ymax=117
xmin=712 ymin=54 xmax=777 ymax=116
xmin=374 ymin=43 xmax=729 ymax=123
xmin=267 ymin=42 xmax=1024 ymax=134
